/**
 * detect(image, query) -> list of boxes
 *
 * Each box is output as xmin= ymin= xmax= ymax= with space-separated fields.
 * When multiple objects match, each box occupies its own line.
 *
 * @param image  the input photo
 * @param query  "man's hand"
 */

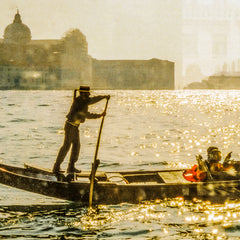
xmin=106 ymin=95 xmax=110 ymax=100
xmin=223 ymin=152 xmax=232 ymax=168
xmin=101 ymin=111 xmax=106 ymax=117
xmin=224 ymin=152 xmax=232 ymax=161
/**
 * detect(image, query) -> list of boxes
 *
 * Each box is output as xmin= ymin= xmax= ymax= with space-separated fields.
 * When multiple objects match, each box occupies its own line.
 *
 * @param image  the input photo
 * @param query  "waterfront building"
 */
xmin=0 ymin=11 xmax=174 ymax=90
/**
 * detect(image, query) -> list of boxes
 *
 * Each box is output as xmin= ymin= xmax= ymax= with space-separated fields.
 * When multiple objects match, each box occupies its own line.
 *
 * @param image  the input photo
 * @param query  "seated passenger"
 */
xmin=183 ymin=146 xmax=238 ymax=182
xmin=205 ymin=146 xmax=224 ymax=175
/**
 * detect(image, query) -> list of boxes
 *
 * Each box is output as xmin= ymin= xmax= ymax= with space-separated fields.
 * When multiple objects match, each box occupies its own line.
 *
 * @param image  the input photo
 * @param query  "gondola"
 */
xmin=0 ymin=162 xmax=239 ymax=205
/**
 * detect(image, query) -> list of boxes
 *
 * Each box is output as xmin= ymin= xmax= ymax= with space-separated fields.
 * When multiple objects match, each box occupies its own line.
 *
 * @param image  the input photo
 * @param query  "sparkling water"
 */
xmin=0 ymin=90 xmax=240 ymax=239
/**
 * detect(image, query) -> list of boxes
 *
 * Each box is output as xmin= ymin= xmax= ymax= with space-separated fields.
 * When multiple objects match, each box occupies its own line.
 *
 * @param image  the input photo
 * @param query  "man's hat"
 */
xmin=79 ymin=86 xmax=90 ymax=92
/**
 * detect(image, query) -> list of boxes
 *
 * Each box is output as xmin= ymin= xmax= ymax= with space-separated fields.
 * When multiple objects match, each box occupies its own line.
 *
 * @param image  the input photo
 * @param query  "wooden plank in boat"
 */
xmin=78 ymin=171 xmax=106 ymax=178
xmin=24 ymin=163 xmax=54 ymax=174
xmin=158 ymin=171 xmax=189 ymax=183
xmin=24 ymin=163 xmax=106 ymax=178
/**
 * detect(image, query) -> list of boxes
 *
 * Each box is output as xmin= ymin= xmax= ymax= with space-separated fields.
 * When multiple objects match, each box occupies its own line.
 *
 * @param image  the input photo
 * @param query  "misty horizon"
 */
xmin=1 ymin=0 xmax=240 ymax=87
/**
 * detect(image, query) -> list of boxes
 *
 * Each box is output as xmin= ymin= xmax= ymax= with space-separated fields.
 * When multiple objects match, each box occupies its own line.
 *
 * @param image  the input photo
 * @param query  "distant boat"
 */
xmin=0 ymin=163 xmax=239 ymax=205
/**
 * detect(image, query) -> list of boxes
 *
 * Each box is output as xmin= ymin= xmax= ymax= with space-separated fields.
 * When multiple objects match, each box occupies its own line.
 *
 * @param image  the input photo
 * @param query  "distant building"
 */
xmin=92 ymin=59 xmax=174 ymax=90
xmin=185 ymin=73 xmax=240 ymax=89
xmin=0 ymin=11 xmax=174 ymax=90
xmin=182 ymin=0 xmax=240 ymax=87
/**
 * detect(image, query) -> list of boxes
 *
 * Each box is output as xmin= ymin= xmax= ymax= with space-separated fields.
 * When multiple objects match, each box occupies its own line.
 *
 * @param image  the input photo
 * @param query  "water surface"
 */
xmin=0 ymin=90 xmax=240 ymax=239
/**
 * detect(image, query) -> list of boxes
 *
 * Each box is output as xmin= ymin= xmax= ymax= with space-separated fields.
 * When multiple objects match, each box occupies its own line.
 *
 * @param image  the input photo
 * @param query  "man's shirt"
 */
xmin=66 ymin=95 xmax=105 ymax=126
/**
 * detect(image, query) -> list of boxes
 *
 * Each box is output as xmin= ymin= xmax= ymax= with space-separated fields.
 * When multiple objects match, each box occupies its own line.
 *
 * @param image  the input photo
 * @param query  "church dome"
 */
xmin=3 ymin=11 xmax=31 ymax=44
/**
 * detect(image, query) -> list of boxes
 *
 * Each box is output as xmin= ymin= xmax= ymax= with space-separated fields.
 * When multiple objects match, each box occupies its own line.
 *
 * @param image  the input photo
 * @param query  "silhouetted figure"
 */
xmin=53 ymin=86 xmax=110 ymax=174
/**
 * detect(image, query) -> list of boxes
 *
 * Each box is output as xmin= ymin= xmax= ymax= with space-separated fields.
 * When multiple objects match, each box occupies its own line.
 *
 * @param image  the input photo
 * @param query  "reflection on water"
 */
xmin=1 ymin=199 xmax=240 ymax=239
xmin=1 ymin=90 xmax=240 ymax=238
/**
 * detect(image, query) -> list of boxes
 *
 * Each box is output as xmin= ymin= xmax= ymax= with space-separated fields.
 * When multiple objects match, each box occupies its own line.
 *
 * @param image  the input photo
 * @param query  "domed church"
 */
xmin=0 ymin=11 xmax=93 ymax=89
xmin=3 ymin=10 xmax=31 ymax=44
xmin=0 ymin=11 xmax=174 ymax=90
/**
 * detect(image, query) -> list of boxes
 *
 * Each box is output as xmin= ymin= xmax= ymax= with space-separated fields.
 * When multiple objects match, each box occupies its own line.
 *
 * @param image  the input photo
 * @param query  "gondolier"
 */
xmin=52 ymin=86 xmax=110 ymax=174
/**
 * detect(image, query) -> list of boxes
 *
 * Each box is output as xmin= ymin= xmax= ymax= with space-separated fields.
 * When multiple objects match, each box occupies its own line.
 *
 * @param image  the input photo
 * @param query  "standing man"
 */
xmin=53 ymin=86 xmax=110 ymax=174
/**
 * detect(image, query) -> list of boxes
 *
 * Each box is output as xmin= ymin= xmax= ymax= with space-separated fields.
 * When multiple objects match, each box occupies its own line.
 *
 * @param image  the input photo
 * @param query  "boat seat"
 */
xmin=158 ymin=171 xmax=189 ymax=183
xmin=105 ymin=173 xmax=128 ymax=184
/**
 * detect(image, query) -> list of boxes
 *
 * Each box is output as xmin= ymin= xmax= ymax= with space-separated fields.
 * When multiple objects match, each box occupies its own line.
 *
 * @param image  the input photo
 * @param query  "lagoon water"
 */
xmin=1 ymin=90 xmax=240 ymax=239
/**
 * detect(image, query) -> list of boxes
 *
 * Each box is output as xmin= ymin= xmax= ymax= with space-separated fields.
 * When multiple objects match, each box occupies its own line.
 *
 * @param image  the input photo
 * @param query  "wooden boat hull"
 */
xmin=0 ymin=163 xmax=239 ymax=205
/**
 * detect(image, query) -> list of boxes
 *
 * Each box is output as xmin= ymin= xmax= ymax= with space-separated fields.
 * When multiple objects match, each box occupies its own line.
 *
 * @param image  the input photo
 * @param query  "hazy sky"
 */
xmin=0 ymin=0 xmax=182 ymax=61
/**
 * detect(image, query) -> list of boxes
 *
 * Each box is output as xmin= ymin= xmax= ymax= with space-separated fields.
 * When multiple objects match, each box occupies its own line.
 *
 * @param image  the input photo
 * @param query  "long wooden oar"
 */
xmin=89 ymin=98 xmax=109 ymax=208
